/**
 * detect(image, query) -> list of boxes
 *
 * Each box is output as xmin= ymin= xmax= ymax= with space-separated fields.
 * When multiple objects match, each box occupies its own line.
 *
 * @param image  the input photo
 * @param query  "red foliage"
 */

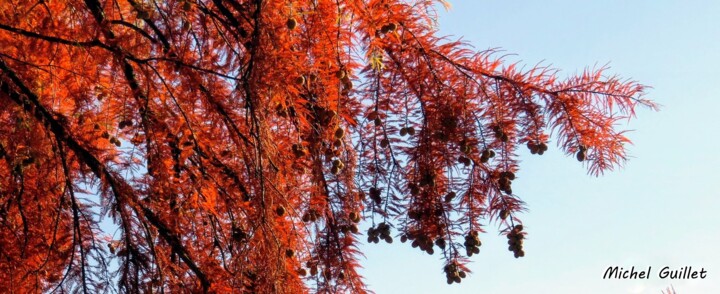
xmin=0 ymin=0 xmax=655 ymax=293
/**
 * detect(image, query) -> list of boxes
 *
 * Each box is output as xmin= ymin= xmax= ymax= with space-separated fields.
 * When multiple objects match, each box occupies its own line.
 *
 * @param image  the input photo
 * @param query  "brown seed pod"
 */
xmin=275 ymin=206 xmax=285 ymax=216
xmin=137 ymin=10 xmax=151 ymax=20
xmin=182 ymin=1 xmax=191 ymax=11
xmin=540 ymin=143 xmax=548 ymax=151
xmin=369 ymin=187 xmax=380 ymax=198
xmin=386 ymin=23 xmax=397 ymax=32
xmin=498 ymin=177 xmax=510 ymax=188
xmin=500 ymin=209 xmax=509 ymax=220
xmin=232 ymin=227 xmax=246 ymax=241
xmin=349 ymin=211 xmax=360 ymax=223
xmin=384 ymin=235 xmax=393 ymax=243
xmin=334 ymin=127 xmax=345 ymax=139
xmin=294 ymin=76 xmax=305 ymax=86
xmin=407 ymin=126 xmax=416 ymax=135
xmin=435 ymin=238 xmax=446 ymax=249
xmin=380 ymin=138 xmax=389 ymax=148
xmin=461 ymin=144 xmax=472 ymax=154
xmin=374 ymin=117 xmax=382 ymax=126
xmin=480 ymin=155 xmax=489 ymax=163
xmin=275 ymin=104 xmax=288 ymax=117
xmin=292 ymin=144 xmax=306 ymax=157
xmin=286 ymin=18 xmax=297 ymax=30
xmin=501 ymin=171 xmax=515 ymax=180
xmin=444 ymin=263 xmax=456 ymax=273
xmin=464 ymin=239 xmax=475 ymax=248
xmin=336 ymin=69 xmax=346 ymax=79
xmin=494 ymin=129 xmax=503 ymax=139
xmin=444 ymin=191 xmax=456 ymax=202
xmin=342 ymin=78 xmax=353 ymax=90
xmin=400 ymin=127 xmax=408 ymax=136
xmin=285 ymin=249 xmax=295 ymax=258
xmin=500 ymin=133 xmax=509 ymax=142
xmin=576 ymin=150 xmax=586 ymax=162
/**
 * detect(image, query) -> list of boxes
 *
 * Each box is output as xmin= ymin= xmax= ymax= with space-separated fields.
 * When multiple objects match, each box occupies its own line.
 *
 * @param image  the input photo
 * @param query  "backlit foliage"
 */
xmin=0 ymin=0 xmax=656 ymax=293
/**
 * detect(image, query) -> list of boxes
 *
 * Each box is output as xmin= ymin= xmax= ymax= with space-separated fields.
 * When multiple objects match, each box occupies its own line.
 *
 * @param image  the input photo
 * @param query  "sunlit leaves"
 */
xmin=0 ymin=0 xmax=654 ymax=293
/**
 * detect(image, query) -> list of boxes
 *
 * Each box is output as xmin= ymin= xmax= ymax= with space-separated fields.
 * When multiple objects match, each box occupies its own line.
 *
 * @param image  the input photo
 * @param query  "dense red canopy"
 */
xmin=0 ymin=0 xmax=655 ymax=292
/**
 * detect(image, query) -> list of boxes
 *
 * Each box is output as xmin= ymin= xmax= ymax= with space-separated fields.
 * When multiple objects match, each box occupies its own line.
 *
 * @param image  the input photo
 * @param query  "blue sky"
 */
xmin=357 ymin=1 xmax=720 ymax=293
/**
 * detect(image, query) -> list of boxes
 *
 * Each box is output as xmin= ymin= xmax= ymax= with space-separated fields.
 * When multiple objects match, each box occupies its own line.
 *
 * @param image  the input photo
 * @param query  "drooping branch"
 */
xmin=0 ymin=57 xmax=212 ymax=292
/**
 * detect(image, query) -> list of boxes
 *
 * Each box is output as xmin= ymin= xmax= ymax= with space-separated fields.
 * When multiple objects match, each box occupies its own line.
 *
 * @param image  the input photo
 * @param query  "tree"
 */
xmin=0 ymin=0 xmax=656 ymax=293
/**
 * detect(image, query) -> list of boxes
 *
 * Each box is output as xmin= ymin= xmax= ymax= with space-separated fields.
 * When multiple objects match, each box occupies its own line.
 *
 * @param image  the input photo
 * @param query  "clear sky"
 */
xmin=357 ymin=1 xmax=720 ymax=293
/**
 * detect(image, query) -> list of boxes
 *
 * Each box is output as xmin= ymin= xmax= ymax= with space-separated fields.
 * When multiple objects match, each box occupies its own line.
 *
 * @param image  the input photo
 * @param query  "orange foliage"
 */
xmin=0 ymin=0 xmax=655 ymax=293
